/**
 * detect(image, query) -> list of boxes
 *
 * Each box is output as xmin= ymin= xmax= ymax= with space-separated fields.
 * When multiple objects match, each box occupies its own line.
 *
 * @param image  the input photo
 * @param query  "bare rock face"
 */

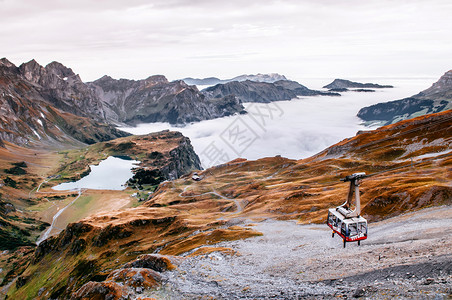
xmin=19 ymin=60 xmax=106 ymax=121
xmin=70 ymin=281 xmax=127 ymax=300
xmin=89 ymin=75 xmax=245 ymax=125
xmin=122 ymin=254 xmax=176 ymax=272
xmin=106 ymin=268 xmax=162 ymax=288
xmin=0 ymin=59 xmax=129 ymax=147
xmin=358 ymin=70 xmax=452 ymax=125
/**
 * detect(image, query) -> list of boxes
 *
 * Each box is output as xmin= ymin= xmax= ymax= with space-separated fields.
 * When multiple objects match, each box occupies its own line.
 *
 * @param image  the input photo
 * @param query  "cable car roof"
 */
xmin=328 ymin=208 xmax=367 ymax=223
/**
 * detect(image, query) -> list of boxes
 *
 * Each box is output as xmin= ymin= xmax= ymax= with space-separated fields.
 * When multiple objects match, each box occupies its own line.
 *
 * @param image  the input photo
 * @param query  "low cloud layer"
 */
xmin=120 ymin=78 xmax=435 ymax=168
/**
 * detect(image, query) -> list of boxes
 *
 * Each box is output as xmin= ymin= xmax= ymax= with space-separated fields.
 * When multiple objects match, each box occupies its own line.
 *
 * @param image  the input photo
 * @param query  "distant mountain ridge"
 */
xmin=182 ymin=73 xmax=287 ymax=86
xmin=89 ymin=75 xmax=244 ymax=125
xmin=202 ymin=79 xmax=340 ymax=103
xmin=323 ymin=79 xmax=393 ymax=89
xmin=357 ymin=70 xmax=452 ymax=125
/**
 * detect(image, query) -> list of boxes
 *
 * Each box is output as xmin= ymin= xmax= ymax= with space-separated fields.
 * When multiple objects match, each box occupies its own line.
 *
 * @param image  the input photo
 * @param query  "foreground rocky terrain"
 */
xmin=358 ymin=70 xmax=452 ymax=125
xmin=160 ymin=206 xmax=451 ymax=299
xmin=2 ymin=109 xmax=450 ymax=299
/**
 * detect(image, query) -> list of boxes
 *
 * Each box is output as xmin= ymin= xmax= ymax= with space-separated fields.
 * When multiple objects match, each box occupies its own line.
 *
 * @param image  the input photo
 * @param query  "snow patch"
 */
xmin=37 ymin=119 xmax=43 ymax=127
xmin=40 ymin=112 xmax=45 ymax=118
xmin=31 ymin=129 xmax=41 ymax=140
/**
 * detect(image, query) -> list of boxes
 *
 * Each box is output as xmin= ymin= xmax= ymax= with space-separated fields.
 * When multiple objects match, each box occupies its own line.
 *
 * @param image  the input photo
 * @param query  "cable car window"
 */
xmin=349 ymin=223 xmax=358 ymax=236
xmin=341 ymin=222 xmax=346 ymax=235
xmin=358 ymin=222 xmax=367 ymax=234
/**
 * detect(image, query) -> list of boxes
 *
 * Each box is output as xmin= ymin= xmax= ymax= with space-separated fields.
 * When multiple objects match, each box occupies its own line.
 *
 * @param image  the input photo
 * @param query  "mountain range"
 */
xmin=182 ymin=73 xmax=287 ymax=85
xmin=358 ymin=70 xmax=452 ymax=125
xmin=202 ymin=79 xmax=339 ymax=103
xmin=0 ymin=58 xmax=247 ymax=147
xmin=0 ymin=58 xmax=451 ymax=298
xmin=0 ymin=58 xmax=128 ymax=148
xmin=88 ymin=75 xmax=244 ymax=125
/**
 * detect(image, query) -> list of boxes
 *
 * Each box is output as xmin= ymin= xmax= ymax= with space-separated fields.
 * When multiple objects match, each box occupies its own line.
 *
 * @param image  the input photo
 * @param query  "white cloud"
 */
xmin=119 ymin=78 xmax=435 ymax=168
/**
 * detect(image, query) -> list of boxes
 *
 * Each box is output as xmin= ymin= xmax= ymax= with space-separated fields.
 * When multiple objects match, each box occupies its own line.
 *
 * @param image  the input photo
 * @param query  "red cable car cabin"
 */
xmin=327 ymin=172 xmax=368 ymax=247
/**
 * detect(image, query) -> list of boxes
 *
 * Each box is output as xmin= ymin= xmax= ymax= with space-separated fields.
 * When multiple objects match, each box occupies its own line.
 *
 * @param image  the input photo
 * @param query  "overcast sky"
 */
xmin=1 ymin=0 xmax=451 ymax=82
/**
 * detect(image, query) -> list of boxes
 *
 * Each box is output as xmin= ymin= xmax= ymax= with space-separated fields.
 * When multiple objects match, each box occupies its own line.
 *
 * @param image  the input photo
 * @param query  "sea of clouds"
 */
xmin=119 ymin=78 xmax=435 ymax=168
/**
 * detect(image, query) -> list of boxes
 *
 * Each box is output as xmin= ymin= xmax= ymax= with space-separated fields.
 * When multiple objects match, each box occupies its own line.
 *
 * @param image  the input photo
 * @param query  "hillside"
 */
xmin=358 ymin=70 xmax=452 ymax=125
xmin=4 ymin=110 xmax=451 ymax=299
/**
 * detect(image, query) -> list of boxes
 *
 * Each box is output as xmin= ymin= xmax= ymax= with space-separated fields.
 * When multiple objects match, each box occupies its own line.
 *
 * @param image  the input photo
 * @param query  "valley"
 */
xmin=0 ymin=62 xmax=451 ymax=299
xmin=0 ymin=108 xmax=450 ymax=299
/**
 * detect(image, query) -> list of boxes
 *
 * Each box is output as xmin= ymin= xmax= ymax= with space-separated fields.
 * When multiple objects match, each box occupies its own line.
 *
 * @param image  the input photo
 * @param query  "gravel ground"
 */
xmin=148 ymin=206 xmax=452 ymax=299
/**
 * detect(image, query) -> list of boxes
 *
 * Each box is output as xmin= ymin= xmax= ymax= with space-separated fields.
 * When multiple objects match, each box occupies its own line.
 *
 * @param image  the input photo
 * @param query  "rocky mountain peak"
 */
xmin=0 ymin=57 xmax=15 ymax=68
xmin=143 ymin=75 xmax=168 ymax=87
xmin=418 ymin=70 xmax=452 ymax=100
xmin=18 ymin=59 xmax=46 ymax=83
xmin=0 ymin=58 xmax=19 ymax=76
xmin=45 ymin=61 xmax=77 ymax=79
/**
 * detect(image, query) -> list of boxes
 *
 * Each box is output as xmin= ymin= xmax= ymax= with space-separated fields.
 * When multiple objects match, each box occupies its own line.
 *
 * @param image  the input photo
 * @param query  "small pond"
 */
xmin=52 ymin=156 xmax=140 ymax=191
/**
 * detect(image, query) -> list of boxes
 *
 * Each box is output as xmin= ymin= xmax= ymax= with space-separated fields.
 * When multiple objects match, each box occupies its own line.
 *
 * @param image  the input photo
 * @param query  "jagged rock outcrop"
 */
xmin=357 ymin=70 xmax=452 ymax=125
xmin=0 ymin=58 xmax=129 ymax=147
xmin=89 ymin=75 xmax=245 ymax=125
xmin=18 ymin=59 xmax=106 ymax=121
xmin=202 ymin=80 xmax=339 ymax=103
xmin=323 ymin=79 xmax=393 ymax=89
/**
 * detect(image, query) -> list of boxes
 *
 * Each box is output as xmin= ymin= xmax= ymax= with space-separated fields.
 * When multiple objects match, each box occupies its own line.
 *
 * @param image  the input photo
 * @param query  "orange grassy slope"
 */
xmin=7 ymin=110 xmax=452 ymax=299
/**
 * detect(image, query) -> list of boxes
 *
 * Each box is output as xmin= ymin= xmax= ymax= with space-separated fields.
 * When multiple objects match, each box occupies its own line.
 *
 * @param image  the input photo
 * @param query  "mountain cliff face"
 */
xmin=323 ymin=79 xmax=393 ymax=89
xmin=89 ymin=75 xmax=245 ymax=125
xmin=202 ymin=79 xmax=339 ymax=103
xmin=0 ymin=58 xmax=129 ymax=147
xmin=1 ymin=58 xmax=246 ymax=133
xmin=357 ymin=70 xmax=452 ymax=125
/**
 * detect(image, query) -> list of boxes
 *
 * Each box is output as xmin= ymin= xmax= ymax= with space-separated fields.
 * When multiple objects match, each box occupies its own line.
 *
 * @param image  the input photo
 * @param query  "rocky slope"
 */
xmin=324 ymin=78 xmax=394 ymax=89
xmin=1 ymin=58 xmax=245 ymax=130
xmin=89 ymin=75 xmax=245 ymax=125
xmin=182 ymin=73 xmax=287 ymax=86
xmin=5 ymin=110 xmax=451 ymax=299
xmin=0 ymin=58 xmax=129 ymax=148
xmin=202 ymin=79 xmax=339 ymax=103
xmin=358 ymin=70 xmax=452 ymax=125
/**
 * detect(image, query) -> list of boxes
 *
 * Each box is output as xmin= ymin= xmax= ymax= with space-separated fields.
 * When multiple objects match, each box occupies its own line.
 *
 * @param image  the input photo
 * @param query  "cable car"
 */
xmin=327 ymin=172 xmax=368 ymax=248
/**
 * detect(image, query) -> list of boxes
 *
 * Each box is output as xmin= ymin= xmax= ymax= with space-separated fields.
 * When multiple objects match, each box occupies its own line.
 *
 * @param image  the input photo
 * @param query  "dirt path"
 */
xmin=36 ymin=189 xmax=83 ymax=245
xmin=179 ymin=187 xmax=243 ymax=215
xmin=154 ymin=206 xmax=452 ymax=299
